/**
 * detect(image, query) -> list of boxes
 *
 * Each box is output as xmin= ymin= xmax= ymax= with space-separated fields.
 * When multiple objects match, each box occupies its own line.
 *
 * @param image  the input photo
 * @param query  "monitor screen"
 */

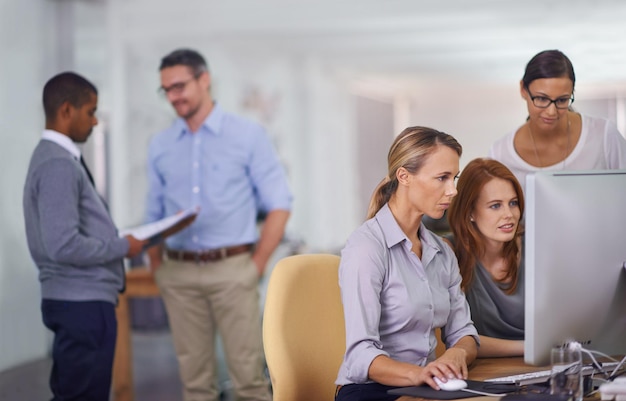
xmin=524 ymin=170 xmax=626 ymax=366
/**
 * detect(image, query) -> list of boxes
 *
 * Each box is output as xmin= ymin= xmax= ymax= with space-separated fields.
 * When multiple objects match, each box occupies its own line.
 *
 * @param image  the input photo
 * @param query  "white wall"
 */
xmin=0 ymin=0 xmax=58 ymax=371
xmin=406 ymin=78 xmax=526 ymax=166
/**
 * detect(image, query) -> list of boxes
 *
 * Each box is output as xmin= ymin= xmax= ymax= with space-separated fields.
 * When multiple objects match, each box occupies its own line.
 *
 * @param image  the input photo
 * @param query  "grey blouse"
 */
xmin=465 ymin=254 xmax=525 ymax=340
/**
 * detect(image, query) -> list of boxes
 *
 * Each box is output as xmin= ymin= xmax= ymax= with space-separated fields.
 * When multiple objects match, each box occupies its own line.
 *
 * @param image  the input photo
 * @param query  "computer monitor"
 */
xmin=524 ymin=170 xmax=626 ymax=366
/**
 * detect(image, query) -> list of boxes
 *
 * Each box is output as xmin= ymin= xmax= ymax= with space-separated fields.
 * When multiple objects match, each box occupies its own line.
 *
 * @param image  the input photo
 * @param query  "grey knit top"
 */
xmin=23 ymin=139 xmax=129 ymax=304
xmin=465 ymin=255 xmax=525 ymax=340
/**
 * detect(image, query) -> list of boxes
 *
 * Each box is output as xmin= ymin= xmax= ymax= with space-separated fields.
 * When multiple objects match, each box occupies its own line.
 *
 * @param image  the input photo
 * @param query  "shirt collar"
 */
xmin=376 ymin=203 xmax=406 ymax=249
xmin=173 ymin=102 xmax=225 ymax=139
xmin=375 ymin=203 xmax=442 ymax=254
xmin=41 ymin=129 xmax=81 ymax=160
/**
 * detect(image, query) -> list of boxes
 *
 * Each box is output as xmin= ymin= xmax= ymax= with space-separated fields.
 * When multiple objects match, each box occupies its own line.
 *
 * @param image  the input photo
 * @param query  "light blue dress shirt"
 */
xmin=335 ymin=204 xmax=478 ymax=385
xmin=145 ymin=103 xmax=292 ymax=250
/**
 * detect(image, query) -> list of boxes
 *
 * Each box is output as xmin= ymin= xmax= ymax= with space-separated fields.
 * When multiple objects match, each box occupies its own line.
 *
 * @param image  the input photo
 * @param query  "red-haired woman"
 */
xmin=446 ymin=158 xmax=525 ymax=357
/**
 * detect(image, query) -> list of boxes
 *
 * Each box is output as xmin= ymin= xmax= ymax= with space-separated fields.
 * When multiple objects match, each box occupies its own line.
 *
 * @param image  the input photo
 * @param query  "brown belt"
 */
xmin=166 ymin=244 xmax=253 ymax=263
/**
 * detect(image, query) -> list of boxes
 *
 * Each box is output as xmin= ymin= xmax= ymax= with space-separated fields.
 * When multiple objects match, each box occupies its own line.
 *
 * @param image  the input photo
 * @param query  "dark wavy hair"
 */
xmin=447 ymin=158 xmax=524 ymax=294
xmin=522 ymin=49 xmax=575 ymax=90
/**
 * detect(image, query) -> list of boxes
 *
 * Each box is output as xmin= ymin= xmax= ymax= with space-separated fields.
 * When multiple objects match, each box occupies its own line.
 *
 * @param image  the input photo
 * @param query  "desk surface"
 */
xmin=396 ymin=356 xmax=619 ymax=401
xmin=398 ymin=357 xmax=549 ymax=401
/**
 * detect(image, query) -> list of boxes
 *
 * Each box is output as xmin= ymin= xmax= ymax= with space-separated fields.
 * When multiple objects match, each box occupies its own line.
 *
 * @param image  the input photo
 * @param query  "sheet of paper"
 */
xmin=119 ymin=208 xmax=198 ymax=241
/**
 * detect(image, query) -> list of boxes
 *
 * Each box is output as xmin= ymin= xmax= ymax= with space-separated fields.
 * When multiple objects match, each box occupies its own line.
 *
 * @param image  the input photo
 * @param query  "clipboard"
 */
xmin=119 ymin=207 xmax=198 ymax=247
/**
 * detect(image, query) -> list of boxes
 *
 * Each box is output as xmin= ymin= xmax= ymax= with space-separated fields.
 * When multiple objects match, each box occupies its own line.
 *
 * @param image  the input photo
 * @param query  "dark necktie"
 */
xmin=79 ymin=156 xmax=123 ymax=291
xmin=80 ymin=156 xmax=95 ymax=186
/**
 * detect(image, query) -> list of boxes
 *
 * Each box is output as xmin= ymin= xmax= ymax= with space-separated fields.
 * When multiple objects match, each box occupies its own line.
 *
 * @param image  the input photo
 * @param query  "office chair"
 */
xmin=435 ymin=328 xmax=446 ymax=358
xmin=263 ymin=254 xmax=344 ymax=401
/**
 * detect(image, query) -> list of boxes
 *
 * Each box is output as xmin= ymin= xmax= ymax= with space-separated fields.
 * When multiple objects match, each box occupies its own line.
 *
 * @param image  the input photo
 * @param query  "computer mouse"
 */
xmin=433 ymin=377 xmax=468 ymax=391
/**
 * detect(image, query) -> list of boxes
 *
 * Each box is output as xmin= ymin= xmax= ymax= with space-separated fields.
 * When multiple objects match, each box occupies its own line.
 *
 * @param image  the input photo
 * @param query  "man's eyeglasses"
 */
xmin=158 ymin=76 xmax=199 ymax=96
xmin=526 ymin=88 xmax=574 ymax=109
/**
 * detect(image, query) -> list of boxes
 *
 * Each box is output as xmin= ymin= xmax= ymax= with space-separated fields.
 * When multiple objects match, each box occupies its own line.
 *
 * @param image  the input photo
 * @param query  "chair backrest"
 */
xmin=263 ymin=254 xmax=344 ymax=401
xmin=435 ymin=327 xmax=446 ymax=358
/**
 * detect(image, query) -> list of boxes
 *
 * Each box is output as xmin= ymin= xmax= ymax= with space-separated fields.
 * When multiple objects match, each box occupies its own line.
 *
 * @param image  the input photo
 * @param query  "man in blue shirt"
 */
xmin=145 ymin=48 xmax=292 ymax=401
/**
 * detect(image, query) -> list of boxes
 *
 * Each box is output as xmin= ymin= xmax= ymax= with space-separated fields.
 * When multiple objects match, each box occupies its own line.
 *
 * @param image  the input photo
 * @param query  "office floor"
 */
xmin=0 ymin=330 xmax=240 ymax=401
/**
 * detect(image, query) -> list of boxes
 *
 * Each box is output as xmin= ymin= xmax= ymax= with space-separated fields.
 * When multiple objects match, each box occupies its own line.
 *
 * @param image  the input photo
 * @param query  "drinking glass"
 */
xmin=550 ymin=344 xmax=583 ymax=401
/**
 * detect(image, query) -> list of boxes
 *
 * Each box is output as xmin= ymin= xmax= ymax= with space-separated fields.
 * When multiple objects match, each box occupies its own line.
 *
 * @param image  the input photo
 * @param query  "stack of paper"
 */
xmin=119 ymin=208 xmax=198 ymax=243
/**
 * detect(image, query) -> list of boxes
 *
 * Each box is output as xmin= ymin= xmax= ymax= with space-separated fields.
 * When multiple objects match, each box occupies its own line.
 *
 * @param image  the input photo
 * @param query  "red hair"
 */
xmin=447 ymin=158 xmax=524 ymax=294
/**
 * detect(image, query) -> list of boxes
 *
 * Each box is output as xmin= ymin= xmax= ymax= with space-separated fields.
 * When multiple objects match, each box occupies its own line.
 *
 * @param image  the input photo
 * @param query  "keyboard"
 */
xmin=484 ymin=362 xmax=620 ymax=386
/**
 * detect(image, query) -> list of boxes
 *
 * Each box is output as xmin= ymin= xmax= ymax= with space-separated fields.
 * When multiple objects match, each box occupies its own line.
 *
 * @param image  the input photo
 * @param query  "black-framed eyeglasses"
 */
xmin=526 ymin=88 xmax=574 ymax=109
xmin=158 ymin=75 xmax=200 ymax=96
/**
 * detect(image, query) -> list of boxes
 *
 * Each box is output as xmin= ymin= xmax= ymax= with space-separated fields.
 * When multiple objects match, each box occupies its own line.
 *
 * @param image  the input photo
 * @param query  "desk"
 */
xmin=398 ymin=357 xmax=548 ymax=401
xmin=400 ymin=356 xmax=622 ymax=401
xmin=112 ymin=269 xmax=160 ymax=401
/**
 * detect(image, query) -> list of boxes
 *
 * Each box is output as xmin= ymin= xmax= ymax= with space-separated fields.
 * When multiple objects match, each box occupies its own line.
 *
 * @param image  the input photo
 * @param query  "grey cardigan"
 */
xmin=23 ymin=140 xmax=129 ymax=304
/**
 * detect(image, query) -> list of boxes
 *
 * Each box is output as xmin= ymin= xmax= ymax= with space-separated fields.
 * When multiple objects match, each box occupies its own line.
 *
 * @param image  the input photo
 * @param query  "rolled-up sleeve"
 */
xmin=339 ymin=230 xmax=389 ymax=383
xmin=248 ymin=126 xmax=292 ymax=212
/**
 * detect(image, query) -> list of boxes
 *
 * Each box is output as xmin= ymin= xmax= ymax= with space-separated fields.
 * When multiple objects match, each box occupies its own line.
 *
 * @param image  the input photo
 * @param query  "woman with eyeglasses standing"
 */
xmin=489 ymin=49 xmax=626 ymax=193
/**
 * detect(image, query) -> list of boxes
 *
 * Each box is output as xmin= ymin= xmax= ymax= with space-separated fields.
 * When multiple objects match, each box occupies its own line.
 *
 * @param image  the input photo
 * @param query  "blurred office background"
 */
xmin=2 ymin=0 xmax=626 ymax=396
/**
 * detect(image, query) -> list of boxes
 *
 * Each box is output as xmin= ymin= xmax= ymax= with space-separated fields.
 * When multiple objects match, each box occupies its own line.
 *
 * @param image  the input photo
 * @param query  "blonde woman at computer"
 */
xmin=446 ymin=158 xmax=525 ymax=358
xmin=489 ymin=49 xmax=626 ymax=193
xmin=334 ymin=127 xmax=479 ymax=401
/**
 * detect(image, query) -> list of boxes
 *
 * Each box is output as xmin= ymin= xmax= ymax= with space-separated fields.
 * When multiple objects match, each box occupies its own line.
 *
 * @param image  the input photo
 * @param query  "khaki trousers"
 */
xmin=155 ymin=253 xmax=271 ymax=401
